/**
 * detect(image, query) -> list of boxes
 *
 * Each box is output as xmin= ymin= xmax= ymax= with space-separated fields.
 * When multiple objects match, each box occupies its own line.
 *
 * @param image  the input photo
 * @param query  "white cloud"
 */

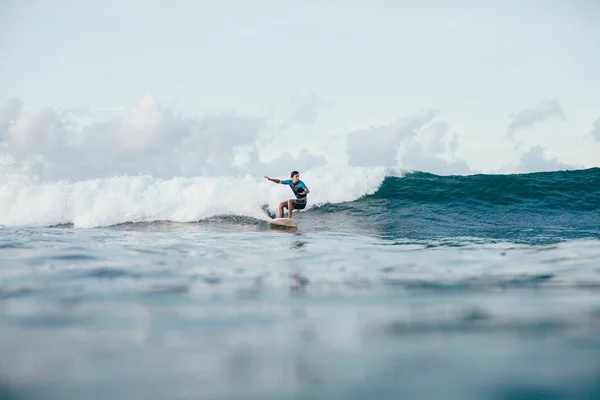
xmin=346 ymin=109 xmax=437 ymax=167
xmin=290 ymin=92 xmax=322 ymax=125
xmin=507 ymin=100 xmax=565 ymax=138
xmin=256 ymin=149 xmax=327 ymax=175
xmin=420 ymin=121 xmax=449 ymax=154
xmin=0 ymin=94 xmax=594 ymax=184
xmin=591 ymin=117 xmax=600 ymax=142
xmin=0 ymin=98 xmax=22 ymax=140
xmin=399 ymin=144 xmax=471 ymax=175
xmin=0 ymin=95 xmax=329 ymax=182
xmin=448 ymin=133 xmax=459 ymax=153
xmin=1 ymin=102 xmax=85 ymax=182
xmin=346 ymin=109 xmax=472 ymax=175
xmin=500 ymin=145 xmax=583 ymax=174
xmin=398 ymin=121 xmax=471 ymax=175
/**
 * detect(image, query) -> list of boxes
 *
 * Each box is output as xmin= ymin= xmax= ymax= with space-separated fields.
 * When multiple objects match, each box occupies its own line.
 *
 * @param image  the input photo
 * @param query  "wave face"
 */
xmin=2 ymin=167 xmax=599 ymax=244
xmin=309 ymin=167 xmax=600 ymax=244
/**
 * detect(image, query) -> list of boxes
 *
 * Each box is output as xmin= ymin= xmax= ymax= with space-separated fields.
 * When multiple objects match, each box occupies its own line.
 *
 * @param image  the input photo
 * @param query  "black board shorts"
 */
xmin=294 ymin=199 xmax=307 ymax=210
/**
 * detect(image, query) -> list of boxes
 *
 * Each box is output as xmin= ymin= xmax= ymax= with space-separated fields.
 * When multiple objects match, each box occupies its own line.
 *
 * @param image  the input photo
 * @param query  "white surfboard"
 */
xmin=268 ymin=218 xmax=298 ymax=229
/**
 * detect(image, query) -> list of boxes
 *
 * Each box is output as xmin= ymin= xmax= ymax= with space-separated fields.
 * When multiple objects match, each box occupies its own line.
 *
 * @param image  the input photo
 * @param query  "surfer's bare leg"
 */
xmin=279 ymin=201 xmax=286 ymax=218
xmin=287 ymin=199 xmax=295 ymax=218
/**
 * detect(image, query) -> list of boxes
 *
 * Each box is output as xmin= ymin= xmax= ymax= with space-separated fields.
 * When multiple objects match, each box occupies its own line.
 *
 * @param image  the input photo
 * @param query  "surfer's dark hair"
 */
xmin=291 ymin=170 xmax=299 ymax=177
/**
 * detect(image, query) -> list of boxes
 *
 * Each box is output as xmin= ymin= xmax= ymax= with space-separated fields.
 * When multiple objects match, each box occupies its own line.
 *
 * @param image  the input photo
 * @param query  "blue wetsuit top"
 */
xmin=281 ymin=179 xmax=309 ymax=201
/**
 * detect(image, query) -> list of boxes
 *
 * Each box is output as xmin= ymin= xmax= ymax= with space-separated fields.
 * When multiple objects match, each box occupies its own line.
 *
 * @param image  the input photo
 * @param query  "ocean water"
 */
xmin=1 ymin=168 xmax=600 ymax=399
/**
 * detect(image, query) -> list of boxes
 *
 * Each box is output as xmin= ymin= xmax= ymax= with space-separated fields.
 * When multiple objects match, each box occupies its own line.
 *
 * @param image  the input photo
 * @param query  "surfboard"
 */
xmin=268 ymin=218 xmax=298 ymax=229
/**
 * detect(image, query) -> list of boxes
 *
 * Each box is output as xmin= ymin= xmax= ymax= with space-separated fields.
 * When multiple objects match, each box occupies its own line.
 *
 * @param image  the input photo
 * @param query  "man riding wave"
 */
xmin=264 ymin=170 xmax=310 ymax=219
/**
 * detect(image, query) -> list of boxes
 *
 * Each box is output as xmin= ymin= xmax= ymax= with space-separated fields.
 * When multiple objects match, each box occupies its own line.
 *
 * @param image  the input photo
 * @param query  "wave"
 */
xmin=2 ymin=166 xmax=599 ymax=244
xmin=342 ymin=167 xmax=600 ymax=211
xmin=309 ymin=167 xmax=600 ymax=243
xmin=0 ymin=166 xmax=396 ymax=228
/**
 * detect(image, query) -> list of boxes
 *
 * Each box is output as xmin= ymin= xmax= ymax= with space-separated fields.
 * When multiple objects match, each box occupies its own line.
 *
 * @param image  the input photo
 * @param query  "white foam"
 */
xmin=0 ymin=166 xmax=398 ymax=228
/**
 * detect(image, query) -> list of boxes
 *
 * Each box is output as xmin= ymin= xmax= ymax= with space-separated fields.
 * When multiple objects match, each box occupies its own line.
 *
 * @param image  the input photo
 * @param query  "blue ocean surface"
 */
xmin=1 ymin=168 xmax=600 ymax=399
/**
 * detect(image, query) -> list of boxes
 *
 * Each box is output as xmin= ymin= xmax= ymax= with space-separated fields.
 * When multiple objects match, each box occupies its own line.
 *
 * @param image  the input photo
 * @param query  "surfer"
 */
xmin=264 ymin=171 xmax=310 ymax=218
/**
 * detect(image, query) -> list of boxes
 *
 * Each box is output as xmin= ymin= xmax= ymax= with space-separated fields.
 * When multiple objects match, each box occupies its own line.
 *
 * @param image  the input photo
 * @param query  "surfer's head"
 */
xmin=290 ymin=171 xmax=300 ymax=183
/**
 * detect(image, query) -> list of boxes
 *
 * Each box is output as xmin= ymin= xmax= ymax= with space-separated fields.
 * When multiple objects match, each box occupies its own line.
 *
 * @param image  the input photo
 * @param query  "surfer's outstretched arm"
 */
xmin=264 ymin=176 xmax=282 ymax=184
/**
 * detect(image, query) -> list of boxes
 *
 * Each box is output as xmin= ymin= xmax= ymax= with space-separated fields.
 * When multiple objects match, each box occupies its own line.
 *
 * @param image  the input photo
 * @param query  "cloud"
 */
xmin=236 ymin=148 xmax=327 ymax=179
xmin=0 ymin=95 xmax=266 ymax=181
xmin=448 ymin=133 xmax=459 ymax=153
xmin=0 ymin=98 xmax=23 ymax=140
xmin=507 ymin=100 xmax=565 ymax=138
xmin=400 ymin=144 xmax=471 ymax=175
xmin=0 ymin=95 xmax=331 ymax=182
xmin=177 ymin=114 xmax=266 ymax=175
xmin=591 ymin=117 xmax=600 ymax=142
xmin=346 ymin=109 xmax=437 ymax=167
xmin=261 ymin=148 xmax=327 ymax=173
xmin=290 ymin=92 xmax=322 ymax=125
xmin=514 ymin=145 xmax=582 ymax=173
xmin=0 ymin=100 xmax=82 ymax=164
xmin=398 ymin=121 xmax=471 ymax=175
xmin=420 ymin=121 xmax=449 ymax=154
xmin=346 ymin=109 xmax=472 ymax=174
xmin=2 ymin=94 xmax=591 ymax=183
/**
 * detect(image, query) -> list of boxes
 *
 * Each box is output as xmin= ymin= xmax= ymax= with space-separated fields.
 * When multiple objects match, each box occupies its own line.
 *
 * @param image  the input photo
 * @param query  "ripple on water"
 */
xmin=380 ymin=273 xmax=558 ymax=293
xmin=13 ymin=313 xmax=93 ymax=328
xmin=0 ymin=287 xmax=33 ymax=300
xmin=144 ymin=284 xmax=190 ymax=295
xmin=0 ymin=242 xmax=30 ymax=249
xmin=130 ymin=247 xmax=168 ymax=256
xmin=49 ymin=253 xmax=98 ymax=261
xmin=377 ymin=313 xmax=571 ymax=337
xmin=79 ymin=267 xmax=141 ymax=280
xmin=197 ymin=275 xmax=222 ymax=285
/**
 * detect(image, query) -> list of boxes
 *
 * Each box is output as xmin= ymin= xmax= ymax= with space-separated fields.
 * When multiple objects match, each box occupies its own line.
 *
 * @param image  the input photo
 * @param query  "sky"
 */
xmin=1 ymin=0 xmax=599 ymax=182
